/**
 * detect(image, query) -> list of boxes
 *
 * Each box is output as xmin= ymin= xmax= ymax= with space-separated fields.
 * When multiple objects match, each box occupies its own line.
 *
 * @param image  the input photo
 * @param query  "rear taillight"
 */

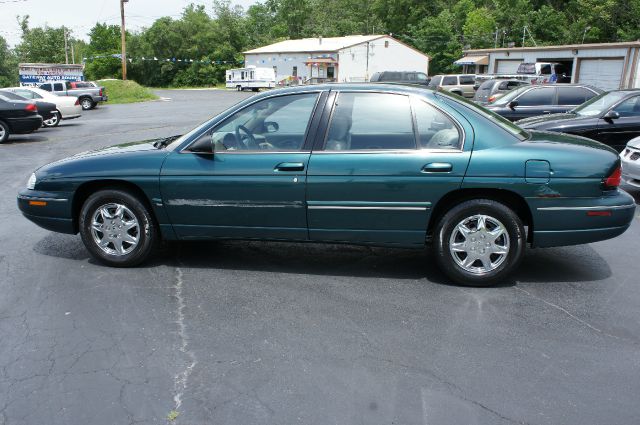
xmin=25 ymin=103 xmax=37 ymax=113
xmin=603 ymin=166 xmax=622 ymax=190
xmin=99 ymin=89 xmax=103 ymax=96
xmin=488 ymin=95 xmax=496 ymax=103
xmin=74 ymin=98 xmax=80 ymax=106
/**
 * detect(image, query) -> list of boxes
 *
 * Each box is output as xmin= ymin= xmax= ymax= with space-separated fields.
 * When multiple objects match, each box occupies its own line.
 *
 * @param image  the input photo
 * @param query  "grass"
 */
xmin=98 ymin=79 xmax=159 ymax=104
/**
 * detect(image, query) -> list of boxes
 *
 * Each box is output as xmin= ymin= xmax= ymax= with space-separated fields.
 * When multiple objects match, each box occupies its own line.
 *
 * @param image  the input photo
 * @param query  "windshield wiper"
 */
xmin=153 ymin=135 xmax=181 ymax=149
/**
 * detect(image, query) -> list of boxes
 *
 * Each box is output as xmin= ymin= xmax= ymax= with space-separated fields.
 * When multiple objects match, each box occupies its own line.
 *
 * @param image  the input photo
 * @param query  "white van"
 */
xmin=226 ymin=66 xmax=276 ymax=91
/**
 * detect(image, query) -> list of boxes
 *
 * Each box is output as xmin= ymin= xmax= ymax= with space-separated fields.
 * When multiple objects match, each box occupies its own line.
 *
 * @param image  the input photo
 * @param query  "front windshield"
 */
xmin=436 ymin=90 xmax=529 ymax=140
xmin=492 ymin=86 xmax=529 ymax=105
xmin=572 ymin=91 xmax=629 ymax=116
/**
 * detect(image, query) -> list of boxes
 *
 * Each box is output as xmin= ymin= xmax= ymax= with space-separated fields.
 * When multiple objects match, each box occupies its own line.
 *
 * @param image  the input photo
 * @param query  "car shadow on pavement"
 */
xmin=32 ymin=234 xmax=613 ymax=286
xmin=2 ymin=135 xmax=49 ymax=144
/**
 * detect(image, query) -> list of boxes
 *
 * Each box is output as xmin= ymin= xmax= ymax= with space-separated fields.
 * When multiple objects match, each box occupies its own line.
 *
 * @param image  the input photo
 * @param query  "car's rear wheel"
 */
xmin=80 ymin=97 xmax=95 ymax=110
xmin=0 ymin=120 xmax=9 ymax=143
xmin=43 ymin=111 xmax=60 ymax=127
xmin=433 ymin=199 xmax=525 ymax=286
xmin=79 ymin=189 xmax=157 ymax=267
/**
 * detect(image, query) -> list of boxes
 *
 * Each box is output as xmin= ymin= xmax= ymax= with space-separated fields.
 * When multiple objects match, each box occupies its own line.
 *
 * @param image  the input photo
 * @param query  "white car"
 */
xmin=3 ymin=87 xmax=81 ymax=127
xmin=621 ymin=136 xmax=640 ymax=188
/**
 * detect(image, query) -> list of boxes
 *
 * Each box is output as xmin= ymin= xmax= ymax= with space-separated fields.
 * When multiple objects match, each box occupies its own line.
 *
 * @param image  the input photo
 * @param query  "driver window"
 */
xmin=612 ymin=96 xmax=640 ymax=117
xmin=208 ymin=93 xmax=318 ymax=152
xmin=412 ymin=99 xmax=462 ymax=150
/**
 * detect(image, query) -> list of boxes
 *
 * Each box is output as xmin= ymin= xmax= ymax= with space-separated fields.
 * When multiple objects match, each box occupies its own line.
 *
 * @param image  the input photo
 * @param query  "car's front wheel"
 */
xmin=79 ymin=189 xmax=157 ymax=266
xmin=43 ymin=111 xmax=60 ymax=127
xmin=0 ymin=120 xmax=9 ymax=143
xmin=433 ymin=199 xmax=525 ymax=286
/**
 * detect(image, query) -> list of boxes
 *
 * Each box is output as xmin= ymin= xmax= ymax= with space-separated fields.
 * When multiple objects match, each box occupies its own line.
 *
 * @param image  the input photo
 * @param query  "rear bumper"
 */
xmin=93 ymin=95 xmax=108 ymax=102
xmin=17 ymin=190 xmax=76 ymax=234
xmin=7 ymin=116 xmax=43 ymax=133
xmin=529 ymin=190 xmax=636 ymax=247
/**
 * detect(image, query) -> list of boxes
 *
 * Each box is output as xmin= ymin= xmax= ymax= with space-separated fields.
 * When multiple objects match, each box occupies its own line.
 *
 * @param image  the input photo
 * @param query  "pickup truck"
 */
xmin=38 ymin=80 xmax=107 ymax=110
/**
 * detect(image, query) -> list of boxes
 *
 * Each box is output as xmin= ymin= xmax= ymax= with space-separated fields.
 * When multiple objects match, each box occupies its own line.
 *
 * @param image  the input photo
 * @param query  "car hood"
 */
xmin=35 ymin=138 xmax=176 ymax=181
xmin=627 ymin=136 xmax=640 ymax=150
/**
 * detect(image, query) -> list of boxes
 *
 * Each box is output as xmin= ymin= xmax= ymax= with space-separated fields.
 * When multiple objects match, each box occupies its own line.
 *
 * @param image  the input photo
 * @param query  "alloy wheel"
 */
xmin=449 ymin=214 xmax=510 ymax=275
xmin=90 ymin=203 xmax=140 ymax=256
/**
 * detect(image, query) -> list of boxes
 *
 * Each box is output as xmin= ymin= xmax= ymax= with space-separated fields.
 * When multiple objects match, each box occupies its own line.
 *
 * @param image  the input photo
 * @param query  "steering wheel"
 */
xmin=235 ymin=125 xmax=258 ymax=149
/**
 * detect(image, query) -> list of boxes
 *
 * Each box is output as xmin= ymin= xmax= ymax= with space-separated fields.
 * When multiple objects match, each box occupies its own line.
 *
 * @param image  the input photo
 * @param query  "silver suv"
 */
xmin=428 ymin=74 xmax=476 ymax=98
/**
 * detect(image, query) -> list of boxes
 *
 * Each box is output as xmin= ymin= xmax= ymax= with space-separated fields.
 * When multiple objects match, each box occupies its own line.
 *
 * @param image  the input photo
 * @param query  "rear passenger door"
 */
xmin=306 ymin=91 xmax=472 ymax=245
xmin=556 ymin=86 xmax=596 ymax=110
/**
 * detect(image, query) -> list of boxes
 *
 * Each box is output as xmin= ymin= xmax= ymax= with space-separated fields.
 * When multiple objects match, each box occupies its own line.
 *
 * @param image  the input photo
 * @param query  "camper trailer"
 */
xmin=225 ymin=66 xmax=276 ymax=91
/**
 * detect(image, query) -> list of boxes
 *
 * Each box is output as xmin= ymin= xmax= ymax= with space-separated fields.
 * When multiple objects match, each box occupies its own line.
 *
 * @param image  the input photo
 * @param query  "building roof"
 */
xmin=243 ymin=35 xmax=385 ymax=54
xmin=465 ymin=41 xmax=640 ymax=54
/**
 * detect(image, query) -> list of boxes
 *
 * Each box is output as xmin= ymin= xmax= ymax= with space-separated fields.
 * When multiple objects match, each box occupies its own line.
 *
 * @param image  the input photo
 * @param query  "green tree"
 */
xmin=0 ymin=36 xmax=18 ymax=87
xmin=463 ymin=8 xmax=496 ymax=48
xmin=406 ymin=10 xmax=463 ymax=75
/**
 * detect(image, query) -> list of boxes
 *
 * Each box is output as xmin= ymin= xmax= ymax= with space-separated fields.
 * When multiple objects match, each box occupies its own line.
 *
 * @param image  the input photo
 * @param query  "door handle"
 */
xmin=543 ymin=111 xmax=551 ymax=114
xmin=274 ymin=162 xmax=305 ymax=172
xmin=422 ymin=162 xmax=453 ymax=173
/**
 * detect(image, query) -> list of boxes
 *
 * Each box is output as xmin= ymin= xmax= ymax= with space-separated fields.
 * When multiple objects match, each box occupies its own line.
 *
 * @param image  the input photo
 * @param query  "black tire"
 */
xmin=80 ymin=97 xmax=95 ymax=110
xmin=42 ymin=111 xmax=61 ymax=128
xmin=433 ymin=199 xmax=525 ymax=287
xmin=0 ymin=120 xmax=9 ymax=143
xmin=79 ymin=189 xmax=158 ymax=267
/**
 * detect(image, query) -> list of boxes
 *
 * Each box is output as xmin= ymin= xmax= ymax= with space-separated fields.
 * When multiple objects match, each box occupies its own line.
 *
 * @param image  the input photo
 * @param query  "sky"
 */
xmin=0 ymin=0 xmax=258 ymax=47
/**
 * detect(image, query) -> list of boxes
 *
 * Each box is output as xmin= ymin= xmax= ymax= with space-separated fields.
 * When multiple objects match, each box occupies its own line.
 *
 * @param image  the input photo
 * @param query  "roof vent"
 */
xmin=318 ymin=36 xmax=322 ymax=45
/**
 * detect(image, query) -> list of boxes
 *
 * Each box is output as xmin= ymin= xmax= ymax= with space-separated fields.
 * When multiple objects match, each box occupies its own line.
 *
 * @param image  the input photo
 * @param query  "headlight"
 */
xmin=27 ymin=173 xmax=36 ymax=190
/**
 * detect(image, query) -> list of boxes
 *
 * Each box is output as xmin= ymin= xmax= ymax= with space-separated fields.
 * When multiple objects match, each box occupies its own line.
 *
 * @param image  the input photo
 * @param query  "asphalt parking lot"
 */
xmin=1 ymin=89 xmax=640 ymax=425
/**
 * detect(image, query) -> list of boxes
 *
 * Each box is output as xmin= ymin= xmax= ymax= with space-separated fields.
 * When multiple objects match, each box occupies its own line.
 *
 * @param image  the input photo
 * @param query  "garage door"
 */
xmin=578 ymin=58 xmax=624 ymax=91
xmin=495 ymin=59 xmax=523 ymax=74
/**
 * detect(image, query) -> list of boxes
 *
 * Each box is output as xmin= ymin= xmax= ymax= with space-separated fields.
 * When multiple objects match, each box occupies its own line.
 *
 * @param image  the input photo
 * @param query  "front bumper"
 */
xmin=529 ymin=189 xmax=636 ymax=247
xmin=17 ymin=190 xmax=76 ymax=234
xmin=621 ymin=146 xmax=640 ymax=187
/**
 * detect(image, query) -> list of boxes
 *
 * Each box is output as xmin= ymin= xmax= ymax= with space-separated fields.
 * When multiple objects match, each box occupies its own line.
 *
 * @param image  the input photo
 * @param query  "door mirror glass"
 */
xmin=264 ymin=121 xmax=279 ymax=133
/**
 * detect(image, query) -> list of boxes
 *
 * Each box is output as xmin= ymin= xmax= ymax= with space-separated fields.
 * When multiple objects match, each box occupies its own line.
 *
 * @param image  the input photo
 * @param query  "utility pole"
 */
xmin=70 ymin=40 xmax=75 ymax=64
xmin=64 ymin=28 xmax=69 ymax=64
xmin=120 ymin=0 xmax=128 ymax=80
xmin=522 ymin=26 xmax=526 ymax=47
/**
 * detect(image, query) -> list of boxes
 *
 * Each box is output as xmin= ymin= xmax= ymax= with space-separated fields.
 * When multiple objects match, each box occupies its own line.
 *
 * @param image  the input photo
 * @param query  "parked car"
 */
xmin=621 ymin=136 xmax=640 ymax=187
xmin=38 ymin=80 xmax=107 ymax=110
xmin=17 ymin=84 xmax=635 ymax=286
xmin=428 ymin=74 xmax=476 ymax=98
xmin=516 ymin=62 xmax=571 ymax=83
xmin=0 ymin=89 xmax=58 ymax=127
xmin=370 ymin=71 xmax=430 ymax=86
xmin=0 ymin=93 xmax=43 ymax=143
xmin=3 ymin=87 xmax=82 ymax=125
xmin=518 ymin=90 xmax=640 ymax=152
xmin=473 ymin=79 xmax=530 ymax=105
xmin=485 ymin=84 xmax=603 ymax=121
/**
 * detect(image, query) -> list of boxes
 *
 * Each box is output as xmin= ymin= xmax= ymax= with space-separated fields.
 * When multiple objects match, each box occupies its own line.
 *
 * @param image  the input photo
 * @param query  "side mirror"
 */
xmin=603 ymin=110 xmax=620 ymax=122
xmin=508 ymin=100 xmax=518 ymax=110
xmin=264 ymin=121 xmax=279 ymax=133
xmin=187 ymin=135 xmax=214 ymax=154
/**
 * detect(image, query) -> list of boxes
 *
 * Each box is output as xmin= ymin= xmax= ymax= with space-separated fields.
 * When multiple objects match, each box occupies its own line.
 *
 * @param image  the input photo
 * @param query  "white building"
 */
xmin=455 ymin=41 xmax=640 ymax=91
xmin=243 ymin=35 xmax=429 ymax=84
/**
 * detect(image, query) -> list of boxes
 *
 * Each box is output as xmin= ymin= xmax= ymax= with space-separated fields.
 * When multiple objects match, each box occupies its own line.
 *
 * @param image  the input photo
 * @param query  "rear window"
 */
xmin=557 ymin=87 xmax=594 ymax=105
xmin=428 ymin=76 xmax=442 ymax=88
xmin=478 ymin=80 xmax=497 ymax=92
xmin=54 ymin=83 xmax=64 ymax=91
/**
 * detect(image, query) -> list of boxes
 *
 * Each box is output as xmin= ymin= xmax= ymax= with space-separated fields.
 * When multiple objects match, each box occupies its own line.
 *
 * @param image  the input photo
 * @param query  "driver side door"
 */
xmin=160 ymin=91 xmax=325 ymax=240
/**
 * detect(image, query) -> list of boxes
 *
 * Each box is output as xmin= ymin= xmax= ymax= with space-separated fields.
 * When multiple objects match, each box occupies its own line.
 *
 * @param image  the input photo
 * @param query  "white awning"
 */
xmin=454 ymin=55 xmax=489 ymax=66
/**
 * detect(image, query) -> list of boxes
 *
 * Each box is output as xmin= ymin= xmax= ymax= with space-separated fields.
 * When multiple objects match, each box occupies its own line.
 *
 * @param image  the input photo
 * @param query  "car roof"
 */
xmin=256 ymin=83 xmax=437 ymax=98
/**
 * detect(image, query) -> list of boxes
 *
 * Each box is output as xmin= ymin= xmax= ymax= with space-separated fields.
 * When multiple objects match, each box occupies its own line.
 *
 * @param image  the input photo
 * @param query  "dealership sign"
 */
xmin=18 ymin=63 xmax=85 ymax=86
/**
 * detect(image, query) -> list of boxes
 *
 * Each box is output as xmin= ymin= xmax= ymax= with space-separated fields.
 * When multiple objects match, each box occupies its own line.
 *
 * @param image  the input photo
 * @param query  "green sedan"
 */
xmin=17 ymin=84 xmax=636 ymax=286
